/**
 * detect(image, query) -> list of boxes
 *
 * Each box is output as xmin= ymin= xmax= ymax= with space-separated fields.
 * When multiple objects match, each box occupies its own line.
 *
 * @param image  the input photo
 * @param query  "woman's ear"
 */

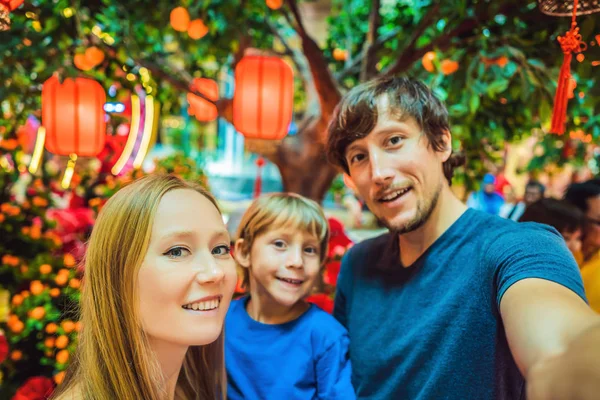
xmin=234 ymin=238 xmax=251 ymax=268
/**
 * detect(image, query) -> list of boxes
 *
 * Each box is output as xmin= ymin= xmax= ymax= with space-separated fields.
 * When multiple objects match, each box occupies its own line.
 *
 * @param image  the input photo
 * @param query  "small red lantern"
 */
xmin=0 ymin=0 xmax=24 ymax=31
xmin=187 ymin=78 xmax=218 ymax=122
xmin=170 ymin=7 xmax=190 ymax=32
xmin=233 ymin=55 xmax=294 ymax=140
xmin=42 ymin=75 xmax=106 ymax=157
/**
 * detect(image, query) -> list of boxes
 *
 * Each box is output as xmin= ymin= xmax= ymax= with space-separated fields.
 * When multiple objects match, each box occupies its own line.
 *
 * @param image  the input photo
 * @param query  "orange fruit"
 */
xmin=11 ymin=350 xmax=23 ymax=361
xmin=30 ymin=280 xmax=44 ymax=295
xmin=69 ymin=278 xmax=81 ymax=289
xmin=56 ymin=349 xmax=69 ymax=364
xmin=187 ymin=19 xmax=208 ymax=40
xmin=45 ymin=337 xmax=55 ymax=348
xmin=54 ymin=371 xmax=65 ymax=385
xmin=61 ymin=320 xmax=75 ymax=333
xmin=63 ymin=254 xmax=76 ymax=267
xmin=49 ymin=288 xmax=60 ymax=298
xmin=422 ymin=51 xmax=436 ymax=72
xmin=55 ymin=274 xmax=68 ymax=286
xmin=30 ymin=306 xmax=46 ymax=320
xmin=10 ymin=320 xmax=24 ymax=333
xmin=440 ymin=59 xmax=459 ymax=75
xmin=75 ymin=321 xmax=83 ymax=332
xmin=12 ymin=294 xmax=23 ymax=306
xmin=55 ymin=335 xmax=69 ymax=349
xmin=39 ymin=264 xmax=52 ymax=274
xmin=170 ymin=7 xmax=190 ymax=32
xmin=45 ymin=323 xmax=58 ymax=334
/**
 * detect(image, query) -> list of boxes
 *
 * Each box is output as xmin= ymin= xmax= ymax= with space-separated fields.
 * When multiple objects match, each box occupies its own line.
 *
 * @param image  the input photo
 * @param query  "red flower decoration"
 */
xmin=324 ymin=260 xmax=341 ymax=287
xmin=306 ymin=294 xmax=334 ymax=314
xmin=12 ymin=376 xmax=54 ymax=400
xmin=0 ymin=332 xmax=8 ymax=364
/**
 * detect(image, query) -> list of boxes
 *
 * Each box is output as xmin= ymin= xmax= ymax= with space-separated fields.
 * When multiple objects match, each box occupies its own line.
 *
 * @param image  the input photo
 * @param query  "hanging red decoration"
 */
xmin=42 ymin=75 xmax=106 ymax=157
xmin=187 ymin=78 xmax=218 ymax=122
xmin=253 ymin=157 xmax=265 ymax=198
xmin=233 ymin=55 xmax=294 ymax=140
xmin=0 ymin=0 xmax=23 ymax=31
xmin=170 ymin=7 xmax=190 ymax=32
xmin=538 ymin=0 xmax=599 ymax=134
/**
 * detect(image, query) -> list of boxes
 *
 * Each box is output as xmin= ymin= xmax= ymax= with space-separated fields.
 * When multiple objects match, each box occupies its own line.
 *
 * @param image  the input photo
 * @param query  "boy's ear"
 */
xmin=234 ymin=238 xmax=251 ymax=268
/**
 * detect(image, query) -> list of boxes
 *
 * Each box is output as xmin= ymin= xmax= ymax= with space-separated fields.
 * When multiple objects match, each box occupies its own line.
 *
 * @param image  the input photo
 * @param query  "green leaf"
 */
xmin=469 ymin=95 xmax=480 ymax=114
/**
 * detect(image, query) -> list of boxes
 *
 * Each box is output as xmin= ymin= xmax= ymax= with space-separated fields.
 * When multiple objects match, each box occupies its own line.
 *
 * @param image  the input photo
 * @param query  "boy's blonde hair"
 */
xmin=235 ymin=193 xmax=330 ymax=288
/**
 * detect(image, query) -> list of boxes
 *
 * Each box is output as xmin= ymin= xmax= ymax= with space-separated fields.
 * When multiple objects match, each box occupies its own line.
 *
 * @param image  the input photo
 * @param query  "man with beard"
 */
xmin=326 ymin=76 xmax=600 ymax=400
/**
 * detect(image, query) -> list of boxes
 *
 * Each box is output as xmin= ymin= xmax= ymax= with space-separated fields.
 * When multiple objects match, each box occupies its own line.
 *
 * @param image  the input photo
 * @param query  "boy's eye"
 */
xmin=164 ymin=247 xmax=190 ymax=258
xmin=388 ymin=136 xmax=402 ymax=145
xmin=273 ymin=240 xmax=286 ymax=248
xmin=212 ymin=245 xmax=231 ymax=256
xmin=304 ymin=246 xmax=318 ymax=255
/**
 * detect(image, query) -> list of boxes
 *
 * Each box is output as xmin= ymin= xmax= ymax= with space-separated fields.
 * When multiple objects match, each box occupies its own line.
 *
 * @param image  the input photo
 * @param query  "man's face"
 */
xmin=524 ymin=186 xmax=542 ymax=205
xmin=343 ymin=98 xmax=450 ymax=234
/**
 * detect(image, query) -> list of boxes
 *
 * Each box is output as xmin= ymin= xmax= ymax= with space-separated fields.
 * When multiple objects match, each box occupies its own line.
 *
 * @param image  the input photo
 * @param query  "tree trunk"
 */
xmin=275 ymin=115 xmax=339 ymax=202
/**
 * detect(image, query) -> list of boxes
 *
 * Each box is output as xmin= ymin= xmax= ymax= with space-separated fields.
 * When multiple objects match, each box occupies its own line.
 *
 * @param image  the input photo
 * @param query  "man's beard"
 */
xmin=379 ymin=183 xmax=442 ymax=235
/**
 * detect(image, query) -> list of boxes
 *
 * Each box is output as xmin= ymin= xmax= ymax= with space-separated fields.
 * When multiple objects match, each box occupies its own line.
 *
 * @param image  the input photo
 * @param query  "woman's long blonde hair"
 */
xmin=52 ymin=174 xmax=226 ymax=400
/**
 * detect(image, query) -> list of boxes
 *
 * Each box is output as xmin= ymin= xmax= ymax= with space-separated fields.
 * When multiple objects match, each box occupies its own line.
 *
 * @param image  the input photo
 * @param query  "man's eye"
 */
xmin=350 ymin=154 xmax=365 ymax=164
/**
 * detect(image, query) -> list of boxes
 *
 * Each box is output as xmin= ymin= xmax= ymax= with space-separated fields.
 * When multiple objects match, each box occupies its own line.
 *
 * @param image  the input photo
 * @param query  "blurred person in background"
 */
xmin=466 ymin=173 xmax=505 ymax=215
xmin=565 ymin=180 xmax=600 ymax=313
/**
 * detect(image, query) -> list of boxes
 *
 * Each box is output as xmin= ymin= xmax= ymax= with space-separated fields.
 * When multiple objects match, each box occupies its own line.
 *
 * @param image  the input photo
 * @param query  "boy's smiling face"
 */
xmin=237 ymin=225 xmax=322 ymax=309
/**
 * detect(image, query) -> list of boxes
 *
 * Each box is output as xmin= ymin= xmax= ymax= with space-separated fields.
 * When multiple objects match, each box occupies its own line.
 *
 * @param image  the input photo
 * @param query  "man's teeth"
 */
xmin=182 ymin=298 xmax=220 ymax=311
xmin=278 ymin=277 xmax=303 ymax=284
xmin=381 ymin=188 xmax=409 ymax=201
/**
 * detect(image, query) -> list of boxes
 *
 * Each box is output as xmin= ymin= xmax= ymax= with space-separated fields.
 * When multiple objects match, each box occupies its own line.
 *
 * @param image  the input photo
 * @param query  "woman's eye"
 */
xmin=212 ymin=245 xmax=231 ymax=256
xmin=164 ymin=247 xmax=190 ymax=258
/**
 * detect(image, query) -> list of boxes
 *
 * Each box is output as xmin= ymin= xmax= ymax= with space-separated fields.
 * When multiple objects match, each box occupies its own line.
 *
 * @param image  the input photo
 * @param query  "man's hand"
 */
xmin=527 ymin=323 xmax=600 ymax=400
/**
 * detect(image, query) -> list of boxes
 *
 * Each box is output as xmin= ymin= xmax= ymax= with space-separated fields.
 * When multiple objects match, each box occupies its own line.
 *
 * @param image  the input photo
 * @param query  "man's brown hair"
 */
xmin=326 ymin=76 xmax=465 ymax=185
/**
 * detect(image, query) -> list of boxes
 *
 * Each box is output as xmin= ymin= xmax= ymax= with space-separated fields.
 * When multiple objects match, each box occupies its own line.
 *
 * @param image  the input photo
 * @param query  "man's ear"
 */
xmin=234 ymin=238 xmax=251 ymax=268
xmin=440 ymin=129 xmax=452 ymax=162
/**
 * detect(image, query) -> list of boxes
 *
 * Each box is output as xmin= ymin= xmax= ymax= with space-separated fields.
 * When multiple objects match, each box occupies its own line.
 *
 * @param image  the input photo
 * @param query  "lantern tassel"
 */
xmin=549 ymin=0 xmax=585 ymax=135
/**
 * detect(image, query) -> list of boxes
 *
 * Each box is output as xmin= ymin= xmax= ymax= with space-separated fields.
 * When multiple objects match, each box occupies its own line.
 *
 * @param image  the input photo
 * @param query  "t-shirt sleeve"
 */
xmin=315 ymin=333 xmax=356 ymax=400
xmin=487 ymin=222 xmax=587 ymax=308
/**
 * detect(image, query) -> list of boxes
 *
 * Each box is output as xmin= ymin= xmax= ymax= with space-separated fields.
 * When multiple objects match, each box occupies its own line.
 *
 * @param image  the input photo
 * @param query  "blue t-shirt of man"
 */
xmin=225 ymin=296 xmax=356 ymax=399
xmin=334 ymin=208 xmax=586 ymax=400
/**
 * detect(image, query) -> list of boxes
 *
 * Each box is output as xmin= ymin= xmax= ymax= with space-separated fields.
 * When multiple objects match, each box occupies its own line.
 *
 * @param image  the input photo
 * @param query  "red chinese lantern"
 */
xmin=42 ymin=75 xmax=106 ymax=157
xmin=233 ymin=55 xmax=294 ymax=140
xmin=440 ymin=59 xmax=459 ymax=75
xmin=0 ymin=0 xmax=23 ymax=31
xmin=187 ymin=78 xmax=218 ymax=122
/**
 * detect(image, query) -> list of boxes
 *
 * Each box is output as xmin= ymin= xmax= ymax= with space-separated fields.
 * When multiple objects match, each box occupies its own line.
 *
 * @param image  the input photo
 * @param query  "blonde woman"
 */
xmin=52 ymin=174 xmax=237 ymax=400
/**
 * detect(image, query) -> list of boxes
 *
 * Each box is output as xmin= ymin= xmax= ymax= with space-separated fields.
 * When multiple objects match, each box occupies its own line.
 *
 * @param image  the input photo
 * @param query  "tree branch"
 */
xmin=266 ymin=20 xmax=320 ymax=115
xmin=335 ymin=27 xmax=401 ymax=82
xmin=360 ymin=0 xmax=382 ymax=81
xmin=381 ymin=3 xmax=512 ymax=77
xmin=381 ymin=3 xmax=440 ymax=76
xmin=283 ymin=0 xmax=341 ymax=125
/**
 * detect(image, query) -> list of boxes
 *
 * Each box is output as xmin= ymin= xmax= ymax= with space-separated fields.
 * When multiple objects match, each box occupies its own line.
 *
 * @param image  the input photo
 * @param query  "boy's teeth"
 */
xmin=183 ymin=298 xmax=220 ymax=311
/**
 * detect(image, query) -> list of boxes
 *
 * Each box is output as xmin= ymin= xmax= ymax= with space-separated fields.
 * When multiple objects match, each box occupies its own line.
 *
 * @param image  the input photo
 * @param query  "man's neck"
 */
xmin=398 ymin=187 xmax=467 ymax=266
